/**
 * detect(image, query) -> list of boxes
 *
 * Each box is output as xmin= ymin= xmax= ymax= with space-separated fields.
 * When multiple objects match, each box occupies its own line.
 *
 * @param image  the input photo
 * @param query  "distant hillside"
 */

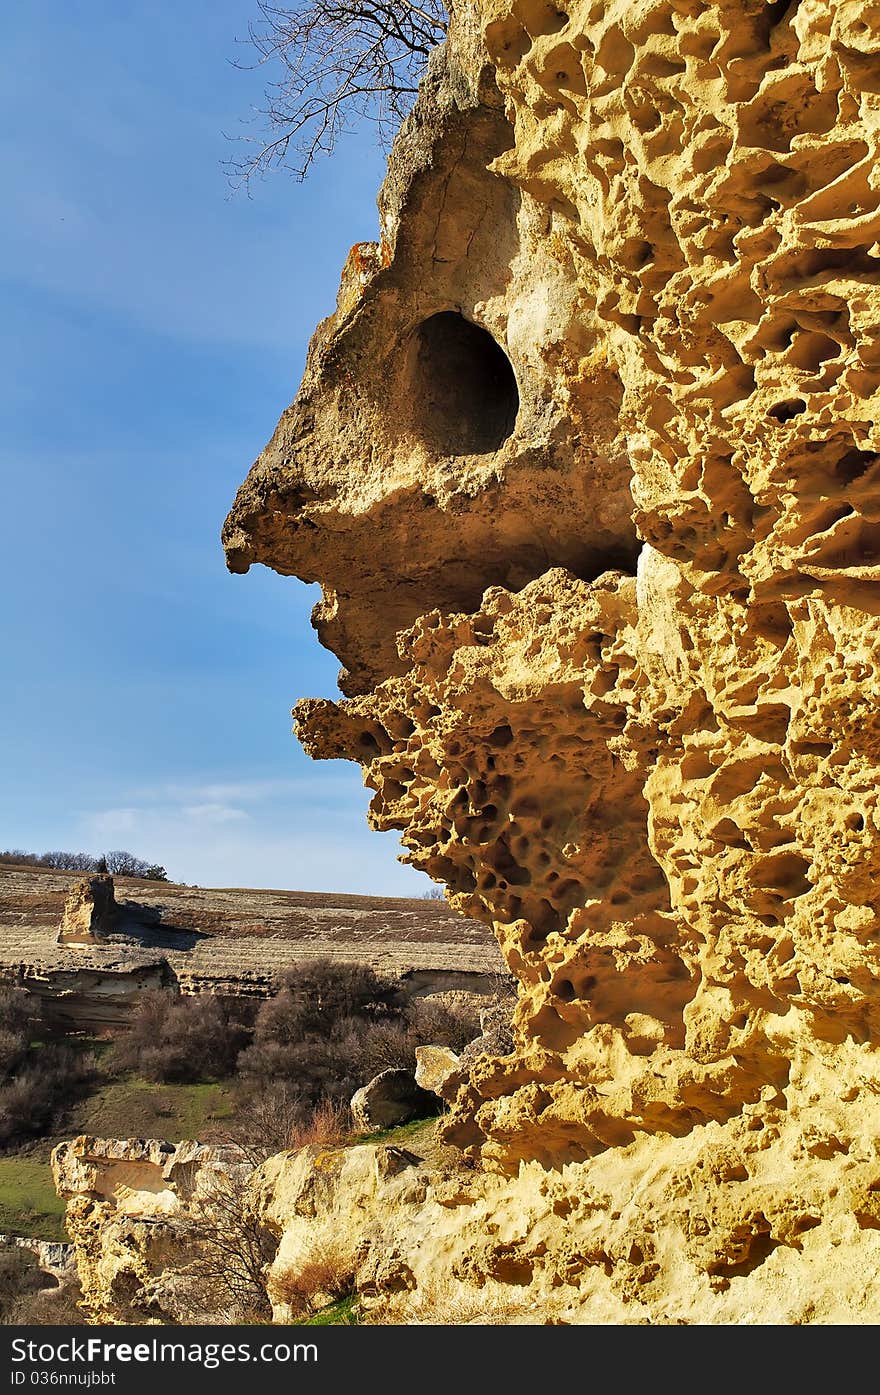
xmin=0 ymin=865 xmax=506 ymax=1027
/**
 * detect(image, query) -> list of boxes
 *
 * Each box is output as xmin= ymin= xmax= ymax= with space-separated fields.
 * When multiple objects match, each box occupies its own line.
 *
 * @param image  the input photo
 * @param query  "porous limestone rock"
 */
xmin=415 ymin=1044 xmax=462 ymax=1099
xmin=51 ymin=1137 xmax=257 ymax=1324
xmin=249 ymin=1123 xmax=880 ymax=1324
xmin=213 ymin=0 xmax=880 ymax=1321
xmin=58 ymin=875 xmax=118 ymax=947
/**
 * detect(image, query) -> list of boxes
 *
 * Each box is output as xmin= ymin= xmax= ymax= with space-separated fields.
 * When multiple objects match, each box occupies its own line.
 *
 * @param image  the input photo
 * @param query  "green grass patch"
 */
xmin=73 ymin=1077 xmax=236 ymax=1143
xmin=305 ymin=1295 xmax=360 ymax=1326
xmin=0 ymin=1157 xmax=67 ymax=1242
xmin=356 ymin=1115 xmax=439 ymax=1148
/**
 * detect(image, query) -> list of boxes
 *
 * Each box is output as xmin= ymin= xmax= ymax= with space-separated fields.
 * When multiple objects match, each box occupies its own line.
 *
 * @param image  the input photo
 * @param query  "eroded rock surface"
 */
xmin=58 ymin=875 xmax=118 ymax=947
xmin=52 ymin=1137 xmax=256 ymax=1324
xmin=215 ymin=0 xmax=880 ymax=1319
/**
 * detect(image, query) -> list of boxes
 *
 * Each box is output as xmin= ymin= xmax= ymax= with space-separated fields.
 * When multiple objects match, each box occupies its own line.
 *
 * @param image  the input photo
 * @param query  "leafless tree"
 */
xmin=102 ymin=850 xmax=167 ymax=880
xmin=176 ymin=1161 xmax=276 ymax=1322
xmin=39 ymin=851 xmax=97 ymax=872
xmin=228 ymin=0 xmax=448 ymax=185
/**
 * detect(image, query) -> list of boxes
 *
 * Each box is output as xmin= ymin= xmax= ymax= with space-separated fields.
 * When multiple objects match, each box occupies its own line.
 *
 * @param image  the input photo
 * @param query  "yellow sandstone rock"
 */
xmin=59 ymin=0 xmax=880 ymax=1324
xmin=57 ymin=874 xmax=118 ymax=947
xmin=227 ymin=0 xmax=880 ymax=1317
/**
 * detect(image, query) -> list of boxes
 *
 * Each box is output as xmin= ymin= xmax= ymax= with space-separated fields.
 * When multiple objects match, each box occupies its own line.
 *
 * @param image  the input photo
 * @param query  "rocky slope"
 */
xmin=58 ymin=0 xmax=880 ymax=1322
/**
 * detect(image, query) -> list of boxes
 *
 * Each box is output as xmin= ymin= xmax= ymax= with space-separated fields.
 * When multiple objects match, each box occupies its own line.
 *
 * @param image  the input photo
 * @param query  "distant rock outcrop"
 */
xmin=57 ymin=874 xmax=118 ymax=947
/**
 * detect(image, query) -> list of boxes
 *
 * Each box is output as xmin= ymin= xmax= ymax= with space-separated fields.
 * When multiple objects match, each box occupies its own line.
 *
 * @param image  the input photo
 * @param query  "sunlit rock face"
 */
xmin=58 ymin=875 xmax=118 ymax=947
xmin=225 ymin=0 xmax=880 ymax=1289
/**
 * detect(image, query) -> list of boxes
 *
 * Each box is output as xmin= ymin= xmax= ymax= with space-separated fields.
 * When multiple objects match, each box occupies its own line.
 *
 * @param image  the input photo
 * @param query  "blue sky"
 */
xmin=0 ymin=1 xmax=428 ymax=894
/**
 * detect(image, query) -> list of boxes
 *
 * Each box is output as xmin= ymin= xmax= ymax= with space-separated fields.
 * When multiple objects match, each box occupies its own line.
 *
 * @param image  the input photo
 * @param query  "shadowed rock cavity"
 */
xmin=404 ymin=311 xmax=520 ymax=455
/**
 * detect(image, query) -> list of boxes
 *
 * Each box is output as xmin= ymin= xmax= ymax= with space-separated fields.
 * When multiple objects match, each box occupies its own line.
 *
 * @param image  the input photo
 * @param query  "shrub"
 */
xmin=6 ymin=1280 xmax=84 ymax=1325
xmin=362 ymin=1275 xmax=539 ymax=1325
xmin=286 ymin=1097 xmax=352 ymax=1152
xmin=407 ymin=996 xmax=482 ymax=1052
xmin=237 ymin=959 xmax=401 ymax=1104
xmin=0 ymin=1029 xmax=27 ymax=1078
xmin=226 ymin=1082 xmax=307 ymax=1161
xmin=0 ymin=988 xmax=93 ymax=1147
xmin=176 ymin=1164 xmax=277 ymax=1323
xmin=0 ymin=1246 xmax=44 ymax=1321
xmin=0 ymin=988 xmax=31 ymax=1040
xmin=272 ymin=1240 xmax=356 ymax=1319
xmin=255 ymin=959 xmax=396 ymax=1042
xmin=0 ymin=1045 xmax=95 ymax=1147
xmin=0 ymin=1242 xmax=84 ymax=1325
xmin=238 ymin=962 xmax=486 ymax=1107
xmin=226 ymin=1085 xmax=353 ymax=1164
xmin=109 ymin=992 xmax=247 ymax=1083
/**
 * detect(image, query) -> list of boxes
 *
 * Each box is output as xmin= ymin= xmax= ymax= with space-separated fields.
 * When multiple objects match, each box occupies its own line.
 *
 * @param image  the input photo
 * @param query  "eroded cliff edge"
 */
xmin=59 ymin=0 xmax=880 ymax=1323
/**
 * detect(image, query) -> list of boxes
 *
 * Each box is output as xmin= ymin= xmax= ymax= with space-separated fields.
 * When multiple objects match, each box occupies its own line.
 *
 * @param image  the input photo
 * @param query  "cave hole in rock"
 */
xmin=836 ymin=448 xmax=880 ymax=484
xmin=769 ymin=398 xmax=807 ymax=423
xmin=405 ymin=311 xmax=519 ymax=456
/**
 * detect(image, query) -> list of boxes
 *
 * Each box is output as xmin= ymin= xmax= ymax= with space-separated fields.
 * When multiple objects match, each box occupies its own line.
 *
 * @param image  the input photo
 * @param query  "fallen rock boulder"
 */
xmin=350 ymin=1069 xmax=438 ymax=1132
xmin=414 ymin=1045 xmax=462 ymax=1101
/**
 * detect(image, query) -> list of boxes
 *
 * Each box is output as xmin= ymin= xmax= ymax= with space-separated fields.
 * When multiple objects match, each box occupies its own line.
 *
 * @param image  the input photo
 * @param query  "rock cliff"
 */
xmin=59 ymin=0 xmax=880 ymax=1323
xmin=227 ymin=0 xmax=880 ymax=1167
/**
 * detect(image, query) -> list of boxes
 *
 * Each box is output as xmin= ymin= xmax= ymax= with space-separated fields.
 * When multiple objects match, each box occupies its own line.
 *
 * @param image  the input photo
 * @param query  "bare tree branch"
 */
xmin=227 ymin=0 xmax=448 ymax=185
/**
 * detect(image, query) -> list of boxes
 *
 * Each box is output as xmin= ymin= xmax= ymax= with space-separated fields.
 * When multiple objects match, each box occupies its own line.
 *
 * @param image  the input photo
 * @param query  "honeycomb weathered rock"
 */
xmin=220 ymin=0 xmax=880 ymax=1317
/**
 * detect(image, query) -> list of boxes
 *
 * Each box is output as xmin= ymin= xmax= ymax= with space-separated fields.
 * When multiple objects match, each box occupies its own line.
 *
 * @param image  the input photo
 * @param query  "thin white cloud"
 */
xmin=181 ymin=803 xmax=249 ymax=824
xmin=88 ymin=807 xmax=140 ymax=837
xmin=127 ymin=775 xmax=359 ymax=806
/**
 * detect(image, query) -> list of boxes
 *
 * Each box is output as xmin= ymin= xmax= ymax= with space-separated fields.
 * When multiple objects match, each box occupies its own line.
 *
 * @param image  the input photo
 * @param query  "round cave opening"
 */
xmin=405 ymin=311 xmax=519 ymax=456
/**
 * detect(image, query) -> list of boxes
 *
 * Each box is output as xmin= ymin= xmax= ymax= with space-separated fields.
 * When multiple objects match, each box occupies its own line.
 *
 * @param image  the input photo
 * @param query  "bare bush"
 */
xmin=238 ymin=961 xmax=484 ymax=1105
xmin=287 ymin=1096 xmax=352 ymax=1151
xmin=0 ymin=988 xmax=93 ymax=1147
xmin=226 ymin=1082 xmax=308 ymax=1162
xmin=263 ymin=958 xmax=397 ymax=1036
xmin=109 ymin=992 xmax=247 ymax=1084
xmin=5 ymin=1279 xmax=84 ymax=1326
xmin=176 ymin=1165 xmax=276 ymax=1323
xmin=362 ymin=1274 xmax=541 ymax=1324
xmin=408 ymin=996 xmax=482 ymax=1051
xmin=0 ymin=1246 xmax=45 ymax=1322
xmin=0 ymin=1046 xmax=95 ymax=1147
xmin=228 ymin=0 xmax=447 ymax=184
xmin=0 ymin=987 xmax=31 ymax=1046
xmin=272 ymin=1239 xmax=356 ymax=1318
xmin=0 ymin=1243 xmax=84 ymax=1325
xmin=237 ymin=958 xmax=401 ymax=1101
xmin=225 ymin=1086 xmax=352 ymax=1163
